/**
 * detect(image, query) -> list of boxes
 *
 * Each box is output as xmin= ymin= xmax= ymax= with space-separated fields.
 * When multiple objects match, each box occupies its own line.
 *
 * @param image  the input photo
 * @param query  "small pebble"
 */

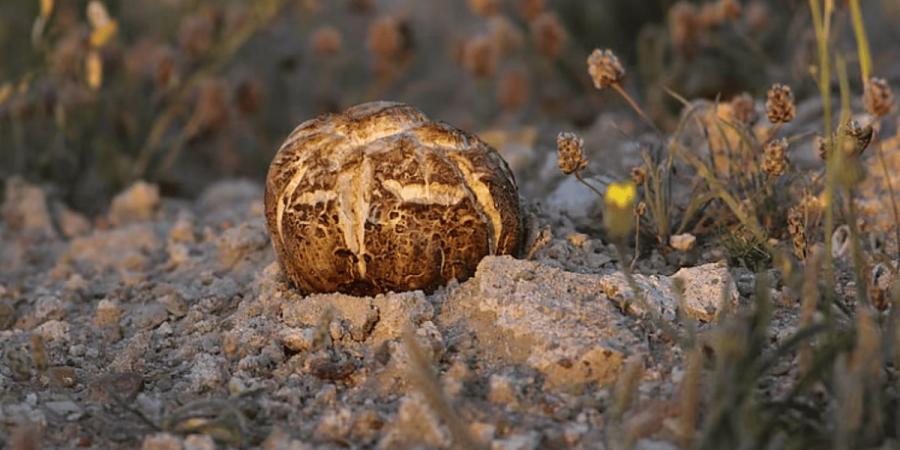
xmin=669 ymin=233 xmax=696 ymax=251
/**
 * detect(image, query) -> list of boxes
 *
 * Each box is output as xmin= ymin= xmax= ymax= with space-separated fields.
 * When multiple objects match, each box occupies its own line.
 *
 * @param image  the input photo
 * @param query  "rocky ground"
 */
xmin=1 ymin=110 xmax=897 ymax=449
xmin=0 ymin=172 xmax=783 ymax=450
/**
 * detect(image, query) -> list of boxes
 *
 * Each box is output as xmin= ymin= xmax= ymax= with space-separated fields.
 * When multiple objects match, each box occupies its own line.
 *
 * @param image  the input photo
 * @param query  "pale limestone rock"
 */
xmin=109 ymin=181 xmax=160 ymax=226
xmin=599 ymin=262 xmax=738 ymax=322
xmin=2 ymin=176 xmax=56 ymax=237
xmin=440 ymin=256 xmax=645 ymax=387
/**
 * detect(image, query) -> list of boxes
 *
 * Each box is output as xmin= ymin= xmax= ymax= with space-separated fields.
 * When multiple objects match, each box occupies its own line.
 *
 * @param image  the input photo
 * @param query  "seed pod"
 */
xmin=311 ymin=25 xmax=343 ymax=56
xmin=467 ymin=0 xmax=501 ymax=17
xmin=556 ymin=132 xmax=587 ymax=175
xmin=530 ymin=12 xmax=566 ymax=59
xmin=864 ymin=77 xmax=894 ymax=117
xmin=729 ymin=92 xmax=757 ymax=125
xmin=762 ymin=138 xmax=789 ymax=177
xmin=462 ymin=35 xmax=498 ymax=78
xmin=787 ymin=205 xmax=806 ymax=260
xmin=765 ymin=83 xmax=796 ymax=124
xmin=264 ymin=102 xmax=522 ymax=295
xmin=587 ymin=49 xmax=625 ymax=90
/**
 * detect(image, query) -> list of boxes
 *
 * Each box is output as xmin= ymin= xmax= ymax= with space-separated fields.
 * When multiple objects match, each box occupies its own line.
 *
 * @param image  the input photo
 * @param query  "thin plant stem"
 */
xmin=844 ymin=189 xmax=870 ymax=306
xmin=402 ymin=327 xmax=488 ymax=450
xmin=848 ymin=0 xmax=872 ymax=82
xmin=575 ymin=171 xmax=605 ymax=198
xmin=631 ymin=211 xmax=641 ymax=270
xmin=835 ymin=54 xmax=869 ymax=307
xmin=809 ymin=0 xmax=836 ymax=316
xmin=612 ymin=82 xmax=660 ymax=134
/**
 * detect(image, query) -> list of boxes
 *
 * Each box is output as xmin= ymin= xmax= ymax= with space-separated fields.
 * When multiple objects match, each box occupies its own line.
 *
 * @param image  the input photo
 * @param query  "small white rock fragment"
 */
xmin=669 ymin=233 xmax=696 ymax=251
xmin=2 ymin=176 xmax=57 ymax=237
xmin=566 ymin=232 xmax=589 ymax=248
xmin=109 ymin=181 xmax=160 ymax=226
xmin=95 ymin=299 xmax=122 ymax=327
xmin=183 ymin=434 xmax=216 ymax=450
xmin=140 ymin=432 xmax=183 ymax=450
xmin=57 ymin=205 xmax=91 ymax=238
xmin=168 ymin=215 xmax=196 ymax=243
xmin=280 ymin=327 xmax=317 ymax=352
xmin=493 ymin=432 xmax=540 ymax=450
xmin=35 ymin=320 xmax=70 ymax=343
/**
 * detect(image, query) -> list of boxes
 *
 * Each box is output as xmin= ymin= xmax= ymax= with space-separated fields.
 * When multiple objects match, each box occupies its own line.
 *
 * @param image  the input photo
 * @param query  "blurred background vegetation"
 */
xmin=1 ymin=0 xmax=898 ymax=212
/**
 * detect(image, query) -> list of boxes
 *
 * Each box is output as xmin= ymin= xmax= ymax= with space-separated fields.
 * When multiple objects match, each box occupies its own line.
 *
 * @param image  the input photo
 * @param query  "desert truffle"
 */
xmin=264 ymin=101 xmax=521 ymax=296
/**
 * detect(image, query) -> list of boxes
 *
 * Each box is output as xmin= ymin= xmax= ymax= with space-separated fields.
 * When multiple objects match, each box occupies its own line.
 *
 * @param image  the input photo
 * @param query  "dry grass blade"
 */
xmin=401 ymin=326 xmax=488 ymax=450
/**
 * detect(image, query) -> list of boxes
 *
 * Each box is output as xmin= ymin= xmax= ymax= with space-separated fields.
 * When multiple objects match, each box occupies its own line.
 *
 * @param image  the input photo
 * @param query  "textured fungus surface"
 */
xmin=264 ymin=101 xmax=521 ymax=295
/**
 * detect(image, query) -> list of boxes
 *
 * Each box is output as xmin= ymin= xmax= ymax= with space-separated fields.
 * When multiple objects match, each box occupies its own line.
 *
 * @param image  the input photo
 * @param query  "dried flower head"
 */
xmin=699 ymin=0 xmax=742 ymax=27
xmin=530 ymin=12 xmax=566 ymax=59
xmin=766 ymin=83 xmax=796 ymax=124
xmin=698 ymin=3 xmax=720 ymax=28
xmin=311 ymin=25 xmax=343 ymax=56
xmin=467 ymin=0 xmax=501 ymax=17
xmin=190 ymin=78 xmax=230 ymax=134
xmin=717 ymin=0 xmax=742 ymax=20
xmin=462 ymin=35 xmax=498 ymax=78
xmin=235 ymin=76 xmax=264 ymax=116
xmin=178 ymin=14 xmax=213 ymax=58
xmin=367 ymin=16 xmax=409 ymax=59
xmin=635 ymin=201 xmax=647 ymax=217
xmin=870 ymin=263 xmax=893 ymax=311
xmin=730 ymin=92 xmax=757 ymax=125
xmin=556 ymin=132 xmax=587 ymax=175
xmin=497 ymin=70 xmax=529 ymax=111
xmin=630 ymin=166 xmax=647 ymax=185
xmin=839 ymin=120 xmax=874 ymax=157
xmin=518 ymin=0 xmax=546 ymax=21
xmin=587 ymin=49 xmax=625 ymax=90
xmin=864 ymin=77 xmax=894 ymax=117
xmin=668 ymin=2 xmax=699 ymax=50
xmin=745 ymin=0 xmax=769 ymax=30
xmin=814 ymin=134 xmax=827 ymax=160
xmin=762 ymin=138 xmax=789 ymax=177
xmin=489 ymin=16 xmax=525 ymax=56
xmin=787 ymin=204 xmax=806 ymax=259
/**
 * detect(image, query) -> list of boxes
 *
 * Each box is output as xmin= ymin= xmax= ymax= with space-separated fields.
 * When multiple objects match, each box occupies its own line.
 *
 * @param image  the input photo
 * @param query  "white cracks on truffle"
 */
xmin=382 ymin=180 xmax=467 ymax=206
xmin=276 ymin=165 xmax=309 ymax=247
xmin=448 ymin=153 xmax=503 ymax=254
xmin=335 ymin=155 xmax=374 ymax=277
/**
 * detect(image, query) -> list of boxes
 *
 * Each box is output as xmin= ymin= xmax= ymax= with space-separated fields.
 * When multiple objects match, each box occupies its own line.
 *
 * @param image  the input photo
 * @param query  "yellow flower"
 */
xmin=604 ymin=181 xmax=637 ymax=239
xmin=605 ymin=181 xmax=637 ymax=210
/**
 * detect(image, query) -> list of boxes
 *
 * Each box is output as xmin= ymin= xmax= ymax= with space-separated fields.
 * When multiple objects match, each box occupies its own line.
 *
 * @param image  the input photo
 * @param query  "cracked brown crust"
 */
xmin=264 ymin=101 xmax=522 ymax=296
